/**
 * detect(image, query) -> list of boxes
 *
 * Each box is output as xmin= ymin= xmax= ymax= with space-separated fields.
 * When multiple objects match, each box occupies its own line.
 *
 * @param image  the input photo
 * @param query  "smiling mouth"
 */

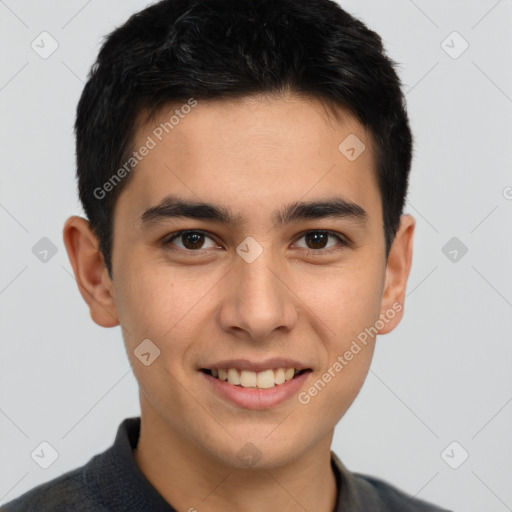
xmin=200 ymin=368 xmax=311 ymax=389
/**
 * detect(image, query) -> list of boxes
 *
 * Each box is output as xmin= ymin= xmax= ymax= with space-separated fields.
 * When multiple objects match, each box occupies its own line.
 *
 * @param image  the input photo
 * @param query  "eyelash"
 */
xmin=163 ymin=229 xmax=349 ymax=256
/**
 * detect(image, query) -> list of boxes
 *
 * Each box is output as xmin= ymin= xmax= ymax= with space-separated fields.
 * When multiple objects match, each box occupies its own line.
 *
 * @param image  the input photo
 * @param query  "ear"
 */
xmin=63 ymin=216 xmax=119 ymax=328
xmin=377 ymin=214 xmax=415 ymax=335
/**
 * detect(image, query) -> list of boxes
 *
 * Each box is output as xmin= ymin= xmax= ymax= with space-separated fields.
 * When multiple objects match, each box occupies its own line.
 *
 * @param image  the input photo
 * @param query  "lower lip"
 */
xmin=200 ymin=370 xmax=312 ymax=410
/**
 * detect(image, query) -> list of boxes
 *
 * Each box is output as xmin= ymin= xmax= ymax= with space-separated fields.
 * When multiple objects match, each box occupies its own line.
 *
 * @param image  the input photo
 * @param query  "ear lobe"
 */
xmin=377 ymin=214 xmax=415 ymax=335
xmin=63 ymin=216 xmax=119 ymax=328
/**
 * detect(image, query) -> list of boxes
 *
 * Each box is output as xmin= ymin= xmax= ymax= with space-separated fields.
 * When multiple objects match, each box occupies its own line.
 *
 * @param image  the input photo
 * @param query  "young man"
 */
xmin=3 ymin=0 xmax=450 ymax=510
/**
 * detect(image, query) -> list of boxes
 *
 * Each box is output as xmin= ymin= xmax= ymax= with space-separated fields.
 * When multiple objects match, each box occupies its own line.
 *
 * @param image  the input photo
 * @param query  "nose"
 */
xmin=217 ymin=247 xmax=298 ymax=343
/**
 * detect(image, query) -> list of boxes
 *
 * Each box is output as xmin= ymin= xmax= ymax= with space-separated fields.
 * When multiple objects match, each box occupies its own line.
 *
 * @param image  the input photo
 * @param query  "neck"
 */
xmin=133 ymin=405 xmax=338 ymax=512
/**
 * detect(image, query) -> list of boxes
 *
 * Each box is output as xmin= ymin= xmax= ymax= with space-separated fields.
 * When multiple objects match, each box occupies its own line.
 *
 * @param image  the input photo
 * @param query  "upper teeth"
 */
xmin=211 ymin=368 xmax=299 ymax=388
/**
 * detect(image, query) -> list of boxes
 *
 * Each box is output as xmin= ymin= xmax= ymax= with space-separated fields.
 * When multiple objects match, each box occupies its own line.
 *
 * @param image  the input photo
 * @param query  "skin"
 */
xmin=63 ymin=93 xmax=414 ymax=512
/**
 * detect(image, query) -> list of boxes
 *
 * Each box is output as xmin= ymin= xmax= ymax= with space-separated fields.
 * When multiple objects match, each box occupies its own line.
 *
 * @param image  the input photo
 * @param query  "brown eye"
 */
xmin=164 ymin=230 xmax=217 ymax=251
xmin=180 ymin=232 xmax=205 ymax=250
xmin=304 ymin=232 xmax=329 ymax=249
xmin=294 ymin=230 xmax=346 ymax=252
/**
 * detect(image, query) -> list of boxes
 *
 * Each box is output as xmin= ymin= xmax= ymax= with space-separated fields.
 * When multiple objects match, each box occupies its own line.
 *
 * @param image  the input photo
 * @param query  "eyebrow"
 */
xmin=140 ymin=194 xmax=369 ymax=228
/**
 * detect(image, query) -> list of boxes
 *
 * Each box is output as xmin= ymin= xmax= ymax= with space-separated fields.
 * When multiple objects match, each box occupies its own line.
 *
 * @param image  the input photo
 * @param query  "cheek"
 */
xmin=113 ymin=259 xmax=218 ymax=372
xmin=296 ymin=261 xmax=382 ymax=401
xmin=112 ymin=260 xmax=182 ymax=344
xmin=300 ymin=260 xmax=384 ymax=341
xmin=297 ymin=270 xmax=380 ymax=422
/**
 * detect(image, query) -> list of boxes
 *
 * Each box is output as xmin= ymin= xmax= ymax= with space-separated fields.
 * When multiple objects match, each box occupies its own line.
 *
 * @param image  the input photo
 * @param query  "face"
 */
xmin=66 ymin=93 xmax=413 ymax=470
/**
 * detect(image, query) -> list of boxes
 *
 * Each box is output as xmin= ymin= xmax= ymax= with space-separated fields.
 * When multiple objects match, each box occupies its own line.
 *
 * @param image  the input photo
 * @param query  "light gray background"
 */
xmin=1 ymin=1 xmax=511 ymax=511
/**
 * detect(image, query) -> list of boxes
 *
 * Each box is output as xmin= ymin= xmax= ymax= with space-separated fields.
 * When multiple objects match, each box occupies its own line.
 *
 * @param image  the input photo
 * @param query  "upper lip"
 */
xmin=200 ymin=358 xmax=311 ymax=372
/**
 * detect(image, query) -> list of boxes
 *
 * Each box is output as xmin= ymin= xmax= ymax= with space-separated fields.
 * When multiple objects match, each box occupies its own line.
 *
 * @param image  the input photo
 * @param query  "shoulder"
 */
xmin=1 ymin=464 xmax=108 ymax=512
xmin=351 ymin=472 xmax=452 ymax=512
xmin=331 ymin=451 xmax=451 ymax=511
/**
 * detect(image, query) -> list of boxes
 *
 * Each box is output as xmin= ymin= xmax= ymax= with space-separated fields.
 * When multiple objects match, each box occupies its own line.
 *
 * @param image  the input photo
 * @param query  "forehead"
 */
xmin=115 ymin=94 xmax=381 ymax=228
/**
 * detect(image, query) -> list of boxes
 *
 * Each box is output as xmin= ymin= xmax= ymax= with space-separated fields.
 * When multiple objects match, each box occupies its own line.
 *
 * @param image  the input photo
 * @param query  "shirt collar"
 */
xmin=85 ymin=416 xmax=362 ymax=511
